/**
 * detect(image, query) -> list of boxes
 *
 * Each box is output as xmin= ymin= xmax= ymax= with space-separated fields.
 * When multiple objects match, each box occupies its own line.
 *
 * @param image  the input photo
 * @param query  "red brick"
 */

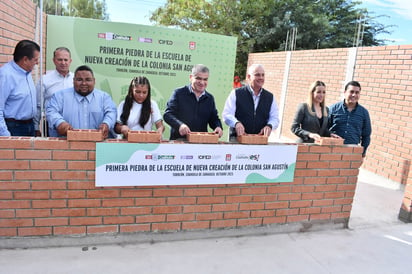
xmin=70 ymin=217 xmax=102 ymax=226
xmin=121 ymin=189 xmax=153 ymax=197
xmin=135 ymin=198 xmax=166 ymax=206
xmin=167 ymin=197 xmax=196 ymax=205
xmin=87 ymin=189 xmax=120 ymax=198
xmin=0 ymin=171 xmax=13 ymax=180
xmin=52 ymin=150 xmax=88 ymax=160
xmin=0 ymin=209 xmax=15 ymax=218
xmin=0 ymin=227 xmax=17 ymax=236
xmin=276 ymin=208 xmax=299 ymax=216
xmin=54 ymin=226 xmax=86 ymax=235
xmin=33 ymin=139 xmax=69 ymax=150
xmin=165 ymin=211 xmax=195 ymax=221
xmin=153 ymin=189 xmax=183 ymax=197
xmin=120 ymin=224 xmax=151 ymax=233
xmin=30 ymin=160 xmax=67 ymax=170
xmin=153 ymin=206 xmax=182 ymax=214
xmin=15 ymin=149 xmax=51 ymax=159
xmin=183 ymin=205 xmax=211 ymax=213
xmin=51 ymin=190 xmax=85 ymax=199
xmin=181 ymin=221 xmax=209 ymax=230
xmin=265 ymin=201 xmax=289 ymax=209
xmin=287 ymin=215 xmax=309 ymax=223
xmin=211 ymin=219 xmax=237 ymax=228
xmin=213 ymin=188 xmax=241 ymax=196
xmin=224 ymin=211 xmax=250 ymax=219
xmin=32 ymin=181 xmax=66 ymax=190
xmin=35 ymin=217 xmax=68 ymax=226
xmin=87 ymin=225 xmax=119 ymax=234
xmin=0 ymin=149 xmax=14 ymax=159
xmin=87 ymin=207 xmax=120 ymax=216
xmin=184 ymin=188 xmax=213 ymax=196
xmin=136 ymin=215 xmax=166 ymax=223
xmin=226 ymin=195 xmax=252 ymax=203
xmin=15 ymin=171 xmax=50 ymax=180
xmin=262 ymin=216 xmax=286 ymax=224
xmin=196 ymin=212 xmax=222 ymax=221
xmin=101 ymin=198 xmax=134 ymax=207
xmin=103 ymin=216 xmax=135 ymax=224
xmin=68 ymin=199 xmax=101 ymax=208
xmin=0 ymin=160 xmax=29 ymax=169
xmin=0 ymin=218 xmax=33 ymax=227
xmin=32 ymin=200 xmax=66 ymax=208
xmin=237 ymin=218 xmax=262 ymax=226
xmin=239 ymin=202 xmax=264 ymax=211
xmin=251 ymin=210 xmax=276 ymax=217
xmin=52 ymin=171 xmax=87 ymax=180
xmin=69 ymin=141 xmax=96 ymax=150
xmin=16 ymin=209 xmax=50 ymax=218
xmin=310 ymin=213 xmax=331 ymax=220
xmin=120 ymin=207 xmax=151 ymax=215
xmin=0 ymin=200 xmax=30 ymax=209
xmin=212 ymin=203 xmax=239 ymax=212
xmin=67 ymin=161 xmax=95 ymax=170
xmin=14 ymin=191 xmax=49 ymax=200
xmin=18 ymin=226 xmax=52 ymax=236
xmin=52 ymin=208 xmax=86 ymax=217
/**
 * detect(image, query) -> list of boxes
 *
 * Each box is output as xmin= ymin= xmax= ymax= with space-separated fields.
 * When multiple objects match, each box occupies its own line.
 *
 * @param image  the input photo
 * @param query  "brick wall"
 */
xmin=0 ymin=137 xmax=363 ymax=237
xmin=249 ymin=45 xmax=412 ymax=185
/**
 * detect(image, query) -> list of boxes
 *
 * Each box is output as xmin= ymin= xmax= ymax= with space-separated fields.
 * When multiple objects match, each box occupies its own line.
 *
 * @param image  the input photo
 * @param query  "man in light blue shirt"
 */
xmin=0 ymin=40 xmax=40 ymax=136
xmin=46 ymin=65 xmax=117 ymax=138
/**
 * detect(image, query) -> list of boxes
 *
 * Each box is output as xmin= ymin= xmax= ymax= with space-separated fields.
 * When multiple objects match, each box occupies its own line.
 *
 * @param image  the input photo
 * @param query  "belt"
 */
xmin=5 ymin=118 xmax=33 ymax=124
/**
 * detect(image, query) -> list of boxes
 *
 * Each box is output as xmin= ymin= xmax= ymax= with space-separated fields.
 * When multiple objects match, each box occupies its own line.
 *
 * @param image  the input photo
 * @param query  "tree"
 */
xmin=150 ymin=0 xmax=391 ymax=77
xmin=34 ymin=0 xmax=109 ymax=20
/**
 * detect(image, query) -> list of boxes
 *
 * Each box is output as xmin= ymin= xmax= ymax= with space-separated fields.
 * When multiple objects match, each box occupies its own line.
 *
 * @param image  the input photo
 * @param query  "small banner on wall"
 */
xmin=95 ymin=143 xmax=298 ymax=186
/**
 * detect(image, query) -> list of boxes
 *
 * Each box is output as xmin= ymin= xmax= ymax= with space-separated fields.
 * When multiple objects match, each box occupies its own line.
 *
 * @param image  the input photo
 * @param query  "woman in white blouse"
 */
xmin=115 ymin=76 xmax=164 ymax=138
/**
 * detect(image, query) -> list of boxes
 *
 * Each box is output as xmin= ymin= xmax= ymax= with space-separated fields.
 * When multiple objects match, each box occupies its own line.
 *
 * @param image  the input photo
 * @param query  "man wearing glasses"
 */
xmin=164 ymin=64 xmax=223 ymax=140
xmin=46 ymin=65 xmax=117 ymax=138
xmin=222 ymin=64 xmax=279 ymax=141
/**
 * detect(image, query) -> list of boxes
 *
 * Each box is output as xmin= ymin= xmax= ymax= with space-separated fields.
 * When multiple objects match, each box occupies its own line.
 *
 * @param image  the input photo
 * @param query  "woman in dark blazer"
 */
xmin=291 ymin=80 xmax=331 ymax=143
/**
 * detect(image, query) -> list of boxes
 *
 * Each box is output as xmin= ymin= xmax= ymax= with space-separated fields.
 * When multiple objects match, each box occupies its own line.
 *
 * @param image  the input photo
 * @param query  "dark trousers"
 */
xmin=5 ymin=120 xmax=35 ymax=136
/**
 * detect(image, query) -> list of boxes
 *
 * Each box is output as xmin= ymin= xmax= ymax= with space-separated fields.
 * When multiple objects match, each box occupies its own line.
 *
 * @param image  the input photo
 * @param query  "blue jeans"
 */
xmin=6 ymin=120 xmax=35 ymax=136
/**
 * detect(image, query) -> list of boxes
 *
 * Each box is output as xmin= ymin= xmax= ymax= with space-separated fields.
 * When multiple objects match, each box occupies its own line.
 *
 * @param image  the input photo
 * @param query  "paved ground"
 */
xmin=1 ymin=168 xmax=411 ymax=274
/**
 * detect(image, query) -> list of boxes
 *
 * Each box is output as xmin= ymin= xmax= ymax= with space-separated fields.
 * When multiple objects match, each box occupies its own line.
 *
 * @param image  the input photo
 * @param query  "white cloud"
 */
xmin=363 ymin=0 xmax=412 ymax=20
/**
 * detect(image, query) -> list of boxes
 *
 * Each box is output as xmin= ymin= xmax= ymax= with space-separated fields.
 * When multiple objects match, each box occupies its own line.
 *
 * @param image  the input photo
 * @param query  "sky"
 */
xmin=105 ymin=0 xmax=412 ymax=46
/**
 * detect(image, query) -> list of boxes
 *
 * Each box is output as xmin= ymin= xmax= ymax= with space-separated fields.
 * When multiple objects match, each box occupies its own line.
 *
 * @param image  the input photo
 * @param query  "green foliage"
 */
xmin=150 ymin=0 xmax=392 ymax=77
xmin=33 ymin=0 xmax=109 ymax=20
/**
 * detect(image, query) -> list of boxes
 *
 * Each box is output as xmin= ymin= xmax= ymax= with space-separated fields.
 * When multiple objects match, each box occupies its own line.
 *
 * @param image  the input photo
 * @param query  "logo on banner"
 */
xmin=189 ymin=41 xmax=196 ymax=50
xmin=138 ymin=37 xmax=152 ymax=43
xmin=97 ymin=32 xmax=132 ymax=41
xmin=225 ymin=154 xmax=232 ymax=161
xmin=159 ymin=39 xmax=173 ymax=45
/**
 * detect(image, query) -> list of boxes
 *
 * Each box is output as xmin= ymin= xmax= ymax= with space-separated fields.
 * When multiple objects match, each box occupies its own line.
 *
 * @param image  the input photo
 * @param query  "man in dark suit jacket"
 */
xmin=163 ymin=64 xmax=223 ymax=140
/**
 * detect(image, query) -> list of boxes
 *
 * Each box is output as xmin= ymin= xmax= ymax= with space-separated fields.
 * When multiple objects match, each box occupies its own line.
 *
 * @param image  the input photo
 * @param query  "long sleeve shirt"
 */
xmin=163 ymin=85 xmax=222 ymax=140
xmin=117 ymin=100 xmax=162 ymax=131
xmin=0 ymin=61 xmax=37 ymax=136
xmin=35 ymin=70 xmax=73 ymax=127
xmin=46 ymin=87 xmax=117 ymax=137
xmin=329 ymin=100 xmax=372 ymax=156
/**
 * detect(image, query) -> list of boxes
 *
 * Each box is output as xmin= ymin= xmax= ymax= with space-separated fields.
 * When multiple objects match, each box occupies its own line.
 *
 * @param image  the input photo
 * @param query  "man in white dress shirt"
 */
xmin=35 ymin=47 xmax=73 ymax=136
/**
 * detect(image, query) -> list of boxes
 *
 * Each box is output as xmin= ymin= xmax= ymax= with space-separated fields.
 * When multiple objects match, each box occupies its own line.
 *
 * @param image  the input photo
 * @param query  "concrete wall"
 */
xmin=0 ymin=137 xmax=363 ymax=237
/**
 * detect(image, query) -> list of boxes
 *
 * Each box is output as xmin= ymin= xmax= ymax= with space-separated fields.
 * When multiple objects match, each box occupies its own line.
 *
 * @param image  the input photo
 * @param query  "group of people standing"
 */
xmin=291 ymin=80 xmax=372 ymax=157
xmin=0 ymin=40 xmax=371 ymax=157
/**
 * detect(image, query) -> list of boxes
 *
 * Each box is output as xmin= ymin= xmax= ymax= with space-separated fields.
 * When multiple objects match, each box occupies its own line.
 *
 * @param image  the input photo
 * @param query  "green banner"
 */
xmin=46 ymin=16 xmax=237 ymax=138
